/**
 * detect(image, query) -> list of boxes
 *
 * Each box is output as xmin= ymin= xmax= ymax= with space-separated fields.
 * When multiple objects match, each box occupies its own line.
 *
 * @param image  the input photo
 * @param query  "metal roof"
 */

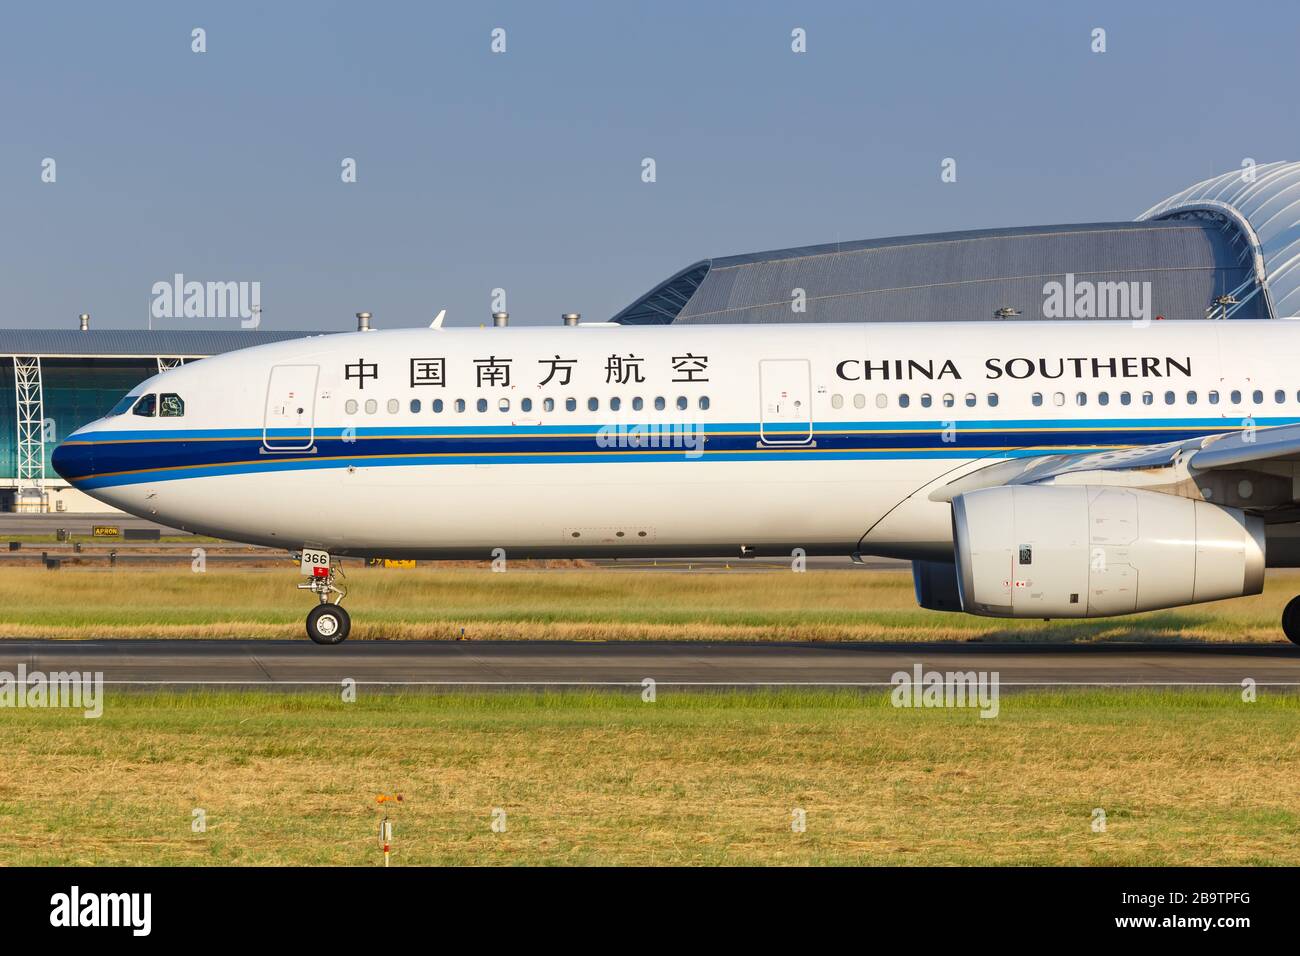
xmin=1139 ymin=160 xmax=1300 ymax=318
xmin=612 ymin=220 xmax=1263 ymax=325
xmin=0 ymin=328 xmax=332 ymax=358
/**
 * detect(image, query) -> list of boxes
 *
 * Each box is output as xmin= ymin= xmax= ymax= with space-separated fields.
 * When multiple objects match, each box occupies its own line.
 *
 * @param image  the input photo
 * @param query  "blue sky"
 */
xmin=1 ymin=1 xmax=1296 ymax=331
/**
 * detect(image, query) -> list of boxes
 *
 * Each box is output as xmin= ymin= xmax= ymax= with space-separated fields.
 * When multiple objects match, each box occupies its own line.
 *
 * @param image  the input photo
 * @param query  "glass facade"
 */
xmin=1 ymin=358 xmax=157 ymax=476
xmin=610 ymin=262 xmax=710 ymax=325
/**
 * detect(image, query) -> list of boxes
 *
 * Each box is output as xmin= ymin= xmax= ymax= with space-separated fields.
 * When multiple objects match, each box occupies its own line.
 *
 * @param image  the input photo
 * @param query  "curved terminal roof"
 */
xmin=614 ymin=163 xmax=1300 ymax=325
xmin=1139 ymin=160 xmax=1300 ymax=318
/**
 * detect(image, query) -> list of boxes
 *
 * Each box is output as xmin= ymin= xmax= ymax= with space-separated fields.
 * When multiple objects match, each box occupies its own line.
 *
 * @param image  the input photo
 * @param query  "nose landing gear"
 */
xmin=296 ymin=549 xmax=350 ymax=645
xmin=1282 ymin=596 xmax=1300 ymax=647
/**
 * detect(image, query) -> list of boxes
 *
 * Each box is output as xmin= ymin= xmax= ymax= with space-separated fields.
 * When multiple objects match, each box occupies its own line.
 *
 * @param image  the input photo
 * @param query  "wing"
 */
xmin=931 ymin=423 xmax=1300 ymax=520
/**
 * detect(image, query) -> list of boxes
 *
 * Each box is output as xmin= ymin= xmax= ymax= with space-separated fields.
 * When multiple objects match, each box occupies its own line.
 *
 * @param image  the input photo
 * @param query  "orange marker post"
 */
xmin=376 ymin=794 xmax=403 ymax=867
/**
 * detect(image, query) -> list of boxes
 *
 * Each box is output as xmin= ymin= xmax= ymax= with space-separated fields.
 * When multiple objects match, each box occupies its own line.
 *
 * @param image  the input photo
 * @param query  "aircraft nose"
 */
xmin=51 ymin=434 xmax=94 ymax=485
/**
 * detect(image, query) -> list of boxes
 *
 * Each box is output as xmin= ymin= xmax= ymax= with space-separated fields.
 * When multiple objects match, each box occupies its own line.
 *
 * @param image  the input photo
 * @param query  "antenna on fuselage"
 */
xmin=430 ymin=309 xmax=446 ymax=330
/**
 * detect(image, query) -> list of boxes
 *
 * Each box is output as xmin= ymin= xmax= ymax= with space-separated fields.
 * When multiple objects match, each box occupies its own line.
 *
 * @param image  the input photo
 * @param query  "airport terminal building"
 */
xmin=5 ymin=161 xmax=1300 ymax=513
xmin=0 ymin=329 xmax=315 ymax=512
xmin=612 ymin=162 xmax=1300 ymax=326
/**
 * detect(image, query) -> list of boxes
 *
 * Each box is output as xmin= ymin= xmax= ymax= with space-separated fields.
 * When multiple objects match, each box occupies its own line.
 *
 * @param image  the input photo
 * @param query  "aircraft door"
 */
xmin=1215 ymin=324 xmax=1254 ymax=423
xmin=263 ymin=364 xmax=319 ymax=451
xmin=759 ymin=359 xmax=813 ymax=444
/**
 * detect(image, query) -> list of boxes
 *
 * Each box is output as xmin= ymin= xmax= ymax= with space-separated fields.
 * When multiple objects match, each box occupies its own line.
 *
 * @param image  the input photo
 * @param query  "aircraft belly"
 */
xmin=112 ymin=458 xmax=937 ymax=557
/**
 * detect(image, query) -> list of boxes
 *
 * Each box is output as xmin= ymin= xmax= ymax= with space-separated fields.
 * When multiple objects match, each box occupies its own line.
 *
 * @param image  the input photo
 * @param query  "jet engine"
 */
xmin=949 ymin=485 xmax=1265 ymax=618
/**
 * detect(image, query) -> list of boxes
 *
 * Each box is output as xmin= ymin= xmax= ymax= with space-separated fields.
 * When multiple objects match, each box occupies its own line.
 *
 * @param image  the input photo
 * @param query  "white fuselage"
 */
xmin=53 ymin=320 xmax=1300 ymax=561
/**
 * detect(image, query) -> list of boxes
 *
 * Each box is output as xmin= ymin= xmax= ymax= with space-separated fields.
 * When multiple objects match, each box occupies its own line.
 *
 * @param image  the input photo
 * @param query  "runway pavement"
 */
xmin=0 ymin=639 xmax=1297 ymax=688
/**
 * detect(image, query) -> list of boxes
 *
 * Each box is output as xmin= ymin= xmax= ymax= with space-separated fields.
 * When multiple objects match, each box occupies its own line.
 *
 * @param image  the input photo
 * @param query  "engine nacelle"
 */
xmin=951 ymin=485 xmax=1265 ymax=618
xmin=913 ymin=559 xmax=963 ymax=612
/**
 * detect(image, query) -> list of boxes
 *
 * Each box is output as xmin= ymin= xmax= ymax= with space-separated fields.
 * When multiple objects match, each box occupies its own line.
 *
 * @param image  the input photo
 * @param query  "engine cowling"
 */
xmin=913 ymin=559 xmax=963 ymax=612
xmin=951 ymin=485 xmax=1265 ymax=618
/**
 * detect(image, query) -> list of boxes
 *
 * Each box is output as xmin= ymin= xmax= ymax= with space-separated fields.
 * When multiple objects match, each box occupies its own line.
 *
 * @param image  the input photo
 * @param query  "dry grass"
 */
xmin=3 ymin=566 xmax=1299 ymax=642
xmin=1 ymin=690 xmax=1296 ymax=866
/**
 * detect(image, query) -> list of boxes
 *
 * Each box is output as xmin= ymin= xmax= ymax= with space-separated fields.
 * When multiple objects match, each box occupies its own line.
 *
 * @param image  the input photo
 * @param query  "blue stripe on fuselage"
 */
xmin=53 ymin=417 xmax=1290 ymax=490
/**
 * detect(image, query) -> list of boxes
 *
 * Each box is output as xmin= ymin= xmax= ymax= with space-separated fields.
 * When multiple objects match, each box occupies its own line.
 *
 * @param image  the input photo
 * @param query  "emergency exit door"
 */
xmin=759 ymin=359 xmax=813 ymax=444
xmin=263 ymin=364 xmax=319 ymax=451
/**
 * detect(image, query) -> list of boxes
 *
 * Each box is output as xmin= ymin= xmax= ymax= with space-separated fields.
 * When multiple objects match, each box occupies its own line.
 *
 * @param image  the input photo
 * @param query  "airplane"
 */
xmin=50 ymin=316 xmax=1300 ymax=645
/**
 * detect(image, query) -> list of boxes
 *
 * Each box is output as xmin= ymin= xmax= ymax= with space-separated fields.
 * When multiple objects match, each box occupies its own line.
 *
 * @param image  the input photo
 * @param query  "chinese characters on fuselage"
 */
xmin=347 ymin=353 xmax=712 ymax=389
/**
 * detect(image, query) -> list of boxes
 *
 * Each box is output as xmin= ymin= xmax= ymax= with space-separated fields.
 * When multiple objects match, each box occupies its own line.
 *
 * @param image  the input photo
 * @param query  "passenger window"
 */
xmin=565 ymin=397 xmax=577 ymax=412
xmin=1163 ymin=391 xmax=1175 ymax=405
xmin=543 ymin=398 xmax=555 ymax=412
xmin=987 ymin=393 xmax=999 ymax=407
xmin=964 ymin=393 xmax=976 ymax=408
xmin=131 ymin=394 xmax=157 ymax=417
xmin=409 ymin=399 xmax=421 ymax=413
xmin=1186 ymin=391 xmax=1197 ymax=405
xmin=898 ymin=394 xmax=910 ymax=409
xmin=454 ymin=399 xmax=466 ymax=413
xmin=345 ymin=399 xmax=358 ymax=415
xmin=1276 ymin=389 xmax=1286 ymax=404
xmin=365 ymin=399 xmax=378 ymax=414
xmin=1031 ymin=392 xmax=1043 ymax=407
xmin=654 ymin=397 xmax=666 ymax=411
xmin=831 ymin=394 xmax=844 ymax=409
xmin=920 ymin=394 xmax=932 ymax=408
xmin=876 ymin=394 xmax=888 ymax=409
xmin=387 ymin=399 xmax=400 ymax=414
xmin=159 ymin=393 xmax=185 ymax=417
xmin=942 ymin=393 xmax=955 ymax=408
xmin=698 ymin=396 xmax=710 ymax=410
xmin=1075 ymin=392 xmax=1087 ymax=406
xmin=1207 ymin=391 xmax=1219 ymax=405
xmin=1231 ymin=390 xmax=1242 ymax=404
xmin=1141 ymin=392 xmax=1153 ymax=406
xmin=610 ymin=397 xmax=621 ymax=412
xmin=1052 ymin=392 xmax=1065 ymax=406
xmin=1120 ymin=392 xmax=1132 ymax=405
xmin=588 ymin=397 xmax=599 ymax=412
xmin=476 ymin=399 xmax=488 ymax=412
xmin=632 ymin=397 xmax=644 ymax=411
xmin=432 ymin=399 xmax=444 ymax=413
xmin=499 ymin=398 xmax=510 ymax=412
xmin=1252 ymin=390 xmax=1263 ymax=404
xmin=854 ymin=394 xmax=867 ymax=409
xmin=521 ymin=398 xmax=532 ymax=413
xmin=1097 ymin=392 xmax=1108 ymax=406
xmin=675 ymin=396 xmax=687 ymax=411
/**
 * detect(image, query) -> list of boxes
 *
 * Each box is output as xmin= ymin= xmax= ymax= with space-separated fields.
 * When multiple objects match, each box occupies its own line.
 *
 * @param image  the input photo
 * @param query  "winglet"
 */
xmin=430 ymin=309 xmax=446 ymax=329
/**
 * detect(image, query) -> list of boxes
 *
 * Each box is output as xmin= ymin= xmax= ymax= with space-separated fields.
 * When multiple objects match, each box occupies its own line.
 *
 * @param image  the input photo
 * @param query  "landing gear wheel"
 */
xmin=1283 ymin=596 xmax=1300 ymax=646
xmin=307 ymin=604 xmax=351 ymax=645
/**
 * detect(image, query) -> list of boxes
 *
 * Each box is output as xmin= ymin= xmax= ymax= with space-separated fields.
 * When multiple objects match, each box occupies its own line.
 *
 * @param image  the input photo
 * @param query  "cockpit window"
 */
xmin=131 ymin=394 xmax=157 ymax=417
xmin=109 ymin=393 xmax=140 ymax=416
xmin=159 ymin=393 xmax=185 ymax=417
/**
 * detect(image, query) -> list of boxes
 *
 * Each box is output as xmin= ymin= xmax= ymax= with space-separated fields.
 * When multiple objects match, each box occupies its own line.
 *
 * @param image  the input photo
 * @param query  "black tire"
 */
xmin=307 ymin=604 xmax=351 ymax=645
xmin=1283 ymin=596 xmax=1300 ymax=646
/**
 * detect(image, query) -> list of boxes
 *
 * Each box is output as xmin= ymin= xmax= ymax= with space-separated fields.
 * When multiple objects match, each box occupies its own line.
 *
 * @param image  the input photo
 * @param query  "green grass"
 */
xmin=1 ymin=688 xmax=1296 ymax=865
xmin=2 ymin=566 xmax=1297 ymax=642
